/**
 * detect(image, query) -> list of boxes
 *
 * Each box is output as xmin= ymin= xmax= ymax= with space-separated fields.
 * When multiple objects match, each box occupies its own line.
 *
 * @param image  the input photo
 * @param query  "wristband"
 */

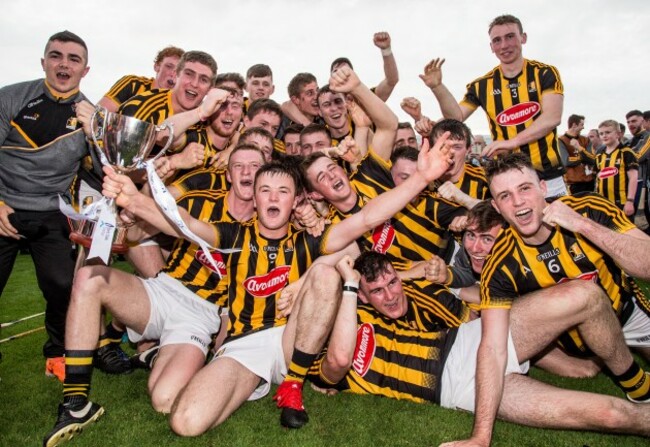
xmin=381 ymin=48 xmax=392 ymax=57
xmin=626 ymin=198 xmax=634 ymax=203
xmin=342 ymin=281 xmax=359 ymax=294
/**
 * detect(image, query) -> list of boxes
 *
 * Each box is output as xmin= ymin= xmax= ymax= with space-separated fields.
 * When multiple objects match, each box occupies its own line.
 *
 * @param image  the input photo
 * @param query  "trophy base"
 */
xmin=68 ymin=219 xmax=129 ymax=255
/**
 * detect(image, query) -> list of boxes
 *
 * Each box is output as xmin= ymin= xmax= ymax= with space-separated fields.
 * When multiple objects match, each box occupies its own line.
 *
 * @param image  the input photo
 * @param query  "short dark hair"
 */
xmin=431 ymin=119 xmax=472 ymax=148
xmin=390 ymin=146 xmax=419 ymax=165
xmin=397 ymin=122 xmax=414 ymax=131
xmin=643 ymin=111 xmax=650 ymax=121
xmin=354 ymin=251 xmax=394 ymax=284
xmin=300 ymin=152 xmax=330 ymax=192
xmin=288 ymin=73 xmax=317 ymax=98
xmin=484 ymin=152 xmax=535 ymax=185
xmin=488 ymin=14 xmax=523 ymax=34
xmin=330 ymin=57 xmax=353 ymax=72
xmin=300 ymin=123 xmax=331 ymax=142
xmin=154 ymin=46 xmax=184 ymax=65
xmin=466 ymin=200 xmax=506 ymax=233
xmin=246 ymin=64 xmax=273 ymax=79
xmin=283 ymin=123 xmax=304 ymax=139
xmin=247 ymin=98 xmax=282 ymax=121
xmin=46 ymin=30 xmax=88 ymax=60
xmin=215 ymin=72 xmax=245 ymax=91
xmin=567 ymin=114 xmax=585 ymax=128
xmin=177 ymin=51 xmax=218 ymax=84
xmin=241 ymin=127 xmax=274 ymax=146
xmin=626 ymin=110 xmax=643 ymax=119
xmin=254 ymin=161 xmax=301 ymax=196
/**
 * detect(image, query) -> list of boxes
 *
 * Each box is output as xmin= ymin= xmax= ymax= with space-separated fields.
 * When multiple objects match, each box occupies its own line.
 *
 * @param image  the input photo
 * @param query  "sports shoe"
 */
xmin=130 ymin=345 xmax=160 ymax=370
xmin=43 ymin=401 xmax=104 ymax=447
xmin=94 ymin=343 xmax=133 ymax=375
xmin=273 ymin=380 xmax=309 ymax=429
xmin=45 ymin=357 xmax=65 ymax=382
xmin=626 ymin=372 xmax=650 ymax=403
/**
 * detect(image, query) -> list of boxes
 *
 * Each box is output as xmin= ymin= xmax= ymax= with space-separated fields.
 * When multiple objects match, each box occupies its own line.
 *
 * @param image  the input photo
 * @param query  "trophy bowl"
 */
xmin=90 ymin=107 xmax=174 ymax=173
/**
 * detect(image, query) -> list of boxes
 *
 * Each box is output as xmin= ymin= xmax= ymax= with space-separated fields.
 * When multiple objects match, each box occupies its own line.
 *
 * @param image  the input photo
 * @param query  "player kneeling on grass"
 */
xmin=309 ymin=252 xmax=650 ymax=446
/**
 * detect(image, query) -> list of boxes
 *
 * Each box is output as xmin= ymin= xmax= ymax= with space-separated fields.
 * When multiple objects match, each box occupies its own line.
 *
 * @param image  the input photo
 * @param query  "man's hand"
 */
xmin=75 ymin=100 xmax=96 ymax=137
xmin=276 ymin=280 xmax=301 ymax=318
xmin=0 ymin=203 xmax=19 ymax=239
xmin=415 ymin=116 xmax=434 ymax=138
xmin=347 ymin=98 xmax=373 ymax=128
xmin=542 ymin=199 xmax=586 ymax=233
xmin=400 ymin=97 xmax=422 ymax=121
xmin=330 ymin=66 xmax=361 ymax=94
xmin=153 ymin=156 xmax=175 ymax=181
xmin=424 ymin=255 xmax=448 ymax=284
xmin=417 ymin=131 xmax=453 ymax=183
xmin=373 ymin=31 xmax=391 ymax=50
xmin=200 ymin=88 xmax=234 ymax=120
xmin=568 ymin=138 xmax=581 ymax=150
xmin=329 ymin=136 xmax=361 ymax=164
xmin=449 ymin=215 xmax=468 ymax=233
xmin=624 ymin=200 xmax=635 ymax=217
xmin=335 ymin=255 xmax=361 ymax=285
xmin=102 ymin=165 xmax=140 ymax=209
xmin=419 ymin=58 xmax=445 ymax=90
xmin=482 ymin=139 xmax=517 ymax=158
xmin=169 ymin=142 xmax=205 ymax=170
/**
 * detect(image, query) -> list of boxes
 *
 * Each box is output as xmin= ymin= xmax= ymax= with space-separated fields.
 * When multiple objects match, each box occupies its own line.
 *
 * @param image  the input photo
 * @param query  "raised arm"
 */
xmin=330 ymin=66 xmax=398 ymax=161
xmin=542 ymin=198 xmax=650 ymax=279
xmin=371 ymin=32 xmax=399 ymax=102
xmin=102 ymin=165 xmax=217 ymax=244
xmin=325 ymin=135 xmax=452 ymax=253
xmin=420 ymin=58 xmax=474 ymax=122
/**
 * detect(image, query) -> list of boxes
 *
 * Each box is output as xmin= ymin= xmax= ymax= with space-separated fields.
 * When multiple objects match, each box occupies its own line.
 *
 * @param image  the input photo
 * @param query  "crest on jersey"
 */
xmin=243 ymin=265 xmax=291 ymax=297
xmin=372 ymin=220 xmax=396 ymax=254
xmin=568 ymin=243 xmax=586 ymax=262
xmin=352 ymin=323 xmax=376 ymax=377
xmin=496 ymin=102 xmax=540 ymax=126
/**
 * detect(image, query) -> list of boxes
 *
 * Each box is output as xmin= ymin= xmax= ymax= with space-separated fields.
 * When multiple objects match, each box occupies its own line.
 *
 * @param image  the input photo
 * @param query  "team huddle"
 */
xmin=1 ymin=13 xmax=650 ymax=447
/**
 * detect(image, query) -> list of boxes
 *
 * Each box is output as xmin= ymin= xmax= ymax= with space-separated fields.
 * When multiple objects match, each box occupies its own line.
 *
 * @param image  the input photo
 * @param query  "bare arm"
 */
xmin=420 ymin=58 xmax=474 ymax=122
xmin=280 ymin=100 xmax=312 ymax=126
xmin=325 ymin=135 xmax=452 ymax=253
xmin=97 ymin=96 xmax=119 ymax=113
xmin=330 ymin=67 xmax=398 ymax=161
xmin=542 ymin=199 xmax=650 ymax=279
xmin=372 ymin=32 xmax=399 ymax=102
xmin=623 ymin=169 xmax=638 ymax=217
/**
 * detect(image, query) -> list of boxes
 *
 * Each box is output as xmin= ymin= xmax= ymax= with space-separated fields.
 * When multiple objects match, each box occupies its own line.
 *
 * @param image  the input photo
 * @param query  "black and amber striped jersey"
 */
xmin=214 ymin=219 xmax=328 ymax=339
xmin=595 ymin=144 xmax=638 ymax=208
xmin=461 ymin=59 xmax=564 ymax=180
xmin=309 ymin=293 xmax=460 ymax=404
xmin=455 ymin=163 xmax=490 ymax=200
xmin=102 ymin=75 xmax=155 ymax=108
xmin=162 ymin=191 xmax=240 ymax=305
xmin=480 ymin=192 xmax=646 ymax=354
xmin=171 ymin=167 xmax=228 ymax=196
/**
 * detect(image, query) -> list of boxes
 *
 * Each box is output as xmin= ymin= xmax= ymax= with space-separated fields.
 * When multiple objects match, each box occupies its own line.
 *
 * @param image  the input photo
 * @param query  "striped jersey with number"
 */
xmin=595 ymin=144 xmax=638 ymax=208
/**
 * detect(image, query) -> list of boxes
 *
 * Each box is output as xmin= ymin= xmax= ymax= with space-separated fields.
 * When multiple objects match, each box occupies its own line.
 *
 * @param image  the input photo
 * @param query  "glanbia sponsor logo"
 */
xmin=195 ymin=250 xmax=227 ymax=276
xmin=598 ymin=166 xmax=618 ymax=179
xmin=244 ymin=265 xmax=291 ymax=297
xmin=496 ymin=102 xmax=540 ymax=126
xmin=352 ymin=323 xmax=376 ymax=377
xmin=372 ymin=220 xmax=395 ymax=254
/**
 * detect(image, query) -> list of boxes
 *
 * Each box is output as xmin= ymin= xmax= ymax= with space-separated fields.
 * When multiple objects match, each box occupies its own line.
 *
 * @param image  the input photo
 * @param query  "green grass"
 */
xmin=1 ymin=253 xmax=649 ymax=446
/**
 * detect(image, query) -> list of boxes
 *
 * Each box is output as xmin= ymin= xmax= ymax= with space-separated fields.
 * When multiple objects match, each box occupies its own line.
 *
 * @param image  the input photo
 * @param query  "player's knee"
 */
xmin=72 ymin=266 xmax=108 ymax=298
xmin=169 ymin=404 xmax=208 ymax=437
xmin=592 ymin=399 xmax=628 ymax=431
xmin=150 ymin=386 xmax=177 ymax=414
xmin=305 ymin=263 xmax=341 ymax=292
xmin=571 ymin=280 xmax=605 ymax=315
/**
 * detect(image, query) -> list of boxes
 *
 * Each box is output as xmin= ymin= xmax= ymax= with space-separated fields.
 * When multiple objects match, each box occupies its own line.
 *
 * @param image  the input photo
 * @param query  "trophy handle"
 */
xmin=149 ymin=123 xmax=175 ymax=163
xmin=89 ymin=106 xmax=107 ymax=149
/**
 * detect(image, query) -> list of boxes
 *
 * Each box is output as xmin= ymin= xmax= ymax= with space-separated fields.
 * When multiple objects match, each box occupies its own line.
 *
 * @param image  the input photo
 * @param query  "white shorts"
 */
xmin=126 ymin=273 xmax=221 ymax=354
xmin=623 ymin=299 xmax=650 ymax=347
xmin=544 ymin=176 xmax=568 ymax=199
xmin=440 ymin=319 xmax=529 ymax=412
xmin=212 ymin=326 xmax=287 ymax=401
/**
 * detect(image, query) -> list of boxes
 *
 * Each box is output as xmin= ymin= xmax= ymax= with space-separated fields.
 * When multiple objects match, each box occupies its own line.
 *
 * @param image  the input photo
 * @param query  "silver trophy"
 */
xmin=90 ymin=106 xmax=174 ymax=172
xmin=69 ymin=107 xmax=175 ymax=262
